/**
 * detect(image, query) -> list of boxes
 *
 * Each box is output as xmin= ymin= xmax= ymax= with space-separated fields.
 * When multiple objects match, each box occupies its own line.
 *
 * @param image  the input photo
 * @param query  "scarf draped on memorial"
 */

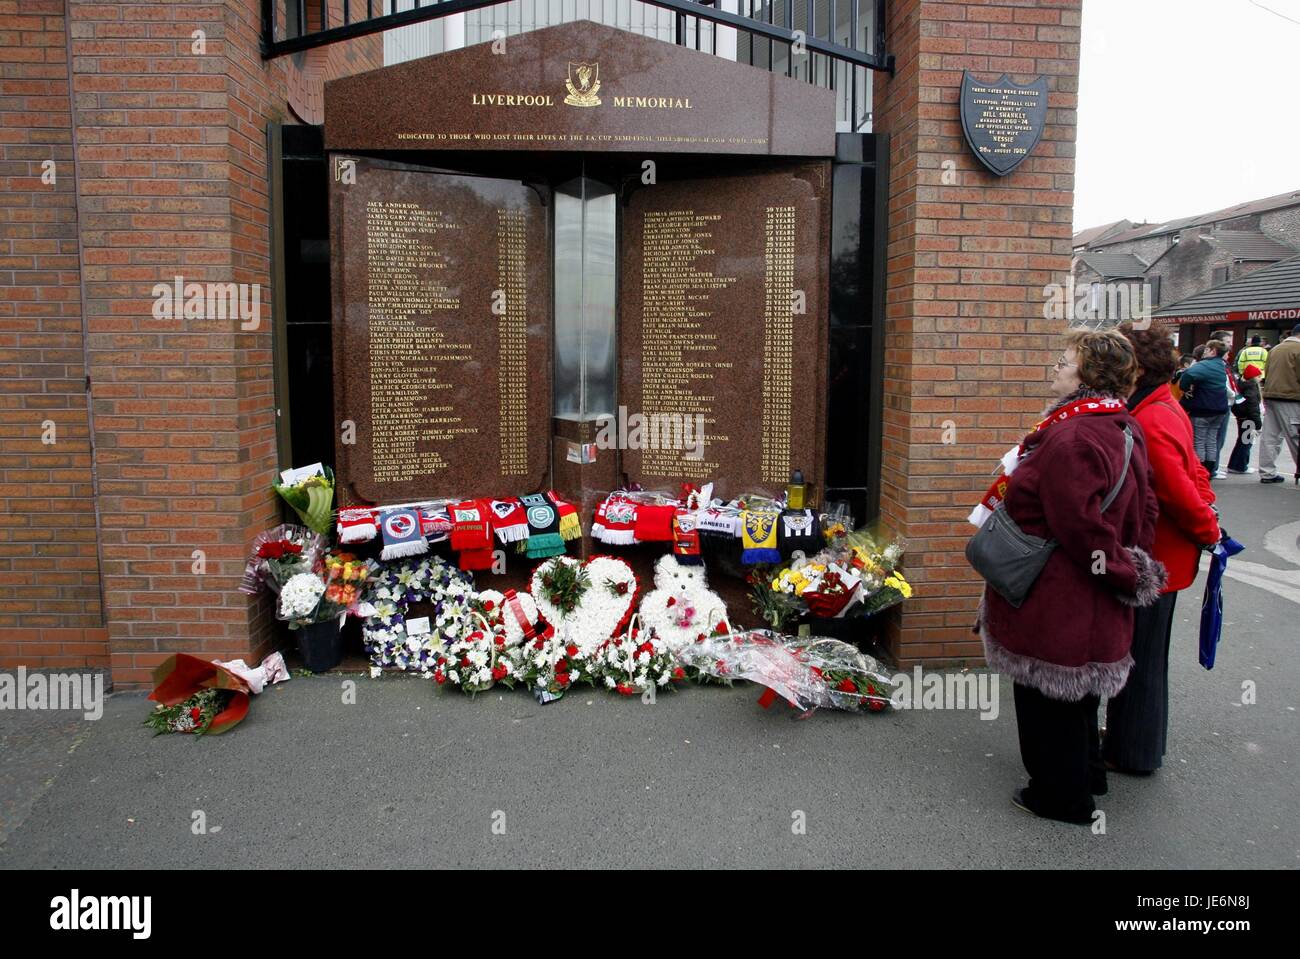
xmin=521 ymin=493 xmax=566 ymax=559
xmin=672 ymin=508 xmax=702 ymax=564
xmin=592 ymin=493 xmax=638 ymax=545
xmin=487 ymin=498 xmax=529 ymax=544
xmin=741 ymin=510 xmax=781 ymax=564
xmin=778 ymin=509 xmax=821 ymax=560
xmin=548 ymin=491 xmax=583 ymax=542
xmin=379 ymin=507 xmax=428 ymax=560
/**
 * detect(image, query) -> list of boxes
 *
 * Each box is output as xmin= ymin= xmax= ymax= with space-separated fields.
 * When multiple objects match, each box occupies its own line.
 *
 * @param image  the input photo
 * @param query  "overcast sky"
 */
xmin=1074 ymin=0 xmax=1300 ymax=233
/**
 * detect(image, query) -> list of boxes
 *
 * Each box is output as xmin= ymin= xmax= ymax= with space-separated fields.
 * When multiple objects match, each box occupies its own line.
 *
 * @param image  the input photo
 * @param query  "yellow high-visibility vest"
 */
xmin=1237 ymin=345 xmax=1269 ymax=378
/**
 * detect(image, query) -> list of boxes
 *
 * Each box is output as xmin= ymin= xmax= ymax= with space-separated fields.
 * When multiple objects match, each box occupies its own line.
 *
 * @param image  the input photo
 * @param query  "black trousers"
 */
xmin=1228 ymin=415 xmax=1260 ymax=472
xmin=1104 ymin=592 xmax=1178 ymax=772
xmin=1012 ymin=683 xmax=1101 ymax=824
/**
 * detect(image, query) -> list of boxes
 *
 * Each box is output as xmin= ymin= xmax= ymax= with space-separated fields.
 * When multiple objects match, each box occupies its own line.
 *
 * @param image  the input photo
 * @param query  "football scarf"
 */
xmin=698 ymin=505 xmax=741 ymax=537
xmin=419 ymin=506 xmax=451 ymax=544
xmin=740 ymin=509 xmax=781 ymax=564
xmin=337 ymin=507 xmax=378 ymax=544
xmin=457 ymin=546 xmax=496 ymax=571
xmin=449 ymin=501 xmax=492 ymax=552
xmin=633 ymin=503 xmax=675 ymax=543
xmin=487 ymin=498 xmax=529 ymax=544
xmin=592 ymin=494 xmax=638 ymax=545
xmin=521 ymin=493 xmax=566 ymax=559
xmin=672 ymin=509 xmax=702 ymax=564
xmin=548 ymin=491 xmax=583 ymax=541
xmin=969 ymin=396 xmax=1125 ymax=528
xmin=379 ymin=508 xmax=428 ymax=561
xmin=778 ymin=509 xmax=821 ymax=559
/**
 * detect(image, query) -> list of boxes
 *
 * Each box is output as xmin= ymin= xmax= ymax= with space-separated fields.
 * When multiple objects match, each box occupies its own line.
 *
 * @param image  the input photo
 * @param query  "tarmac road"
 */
xmin=1 ymin=467 xmax=1296 ymax=869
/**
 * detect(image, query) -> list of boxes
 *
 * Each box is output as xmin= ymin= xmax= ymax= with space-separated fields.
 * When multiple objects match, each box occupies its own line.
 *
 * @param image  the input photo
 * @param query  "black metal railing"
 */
xmin=261 ymin=0 xmax=892 ymax=73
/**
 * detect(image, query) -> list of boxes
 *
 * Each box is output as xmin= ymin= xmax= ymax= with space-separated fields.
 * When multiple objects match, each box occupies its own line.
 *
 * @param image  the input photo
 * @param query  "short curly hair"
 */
xmin=1118 ymin=322 xmax=1179 ymax=389
xmin=1063 ymin=327 xmax=1139 ymax=397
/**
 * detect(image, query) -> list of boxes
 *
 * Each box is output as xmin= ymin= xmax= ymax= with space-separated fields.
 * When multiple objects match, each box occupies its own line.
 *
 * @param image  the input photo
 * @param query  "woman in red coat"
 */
xmin=1105 ymin=325 xmax=1221 ymax=773
xmin=974 ymin=329 xmax=1164 ymax=824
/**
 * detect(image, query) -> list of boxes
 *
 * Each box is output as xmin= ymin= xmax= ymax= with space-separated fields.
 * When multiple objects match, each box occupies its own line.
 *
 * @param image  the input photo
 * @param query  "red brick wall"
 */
xmin=873 ymin=0 xmax=1082 ymax=666
xmin=1 ymin=0 xmax=378 ymax=685
xmin=0 ymin=0 xmax=109 ymax=669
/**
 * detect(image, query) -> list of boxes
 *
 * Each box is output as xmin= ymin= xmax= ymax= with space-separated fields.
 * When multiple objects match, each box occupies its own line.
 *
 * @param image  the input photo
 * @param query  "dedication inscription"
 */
xmin=620 ymin=167 xmax=828 ymax=499
xmin=958 ymin=71 xmax=1049 ymax=176
xmin=331 ymin=158 xmax=550 ymax=504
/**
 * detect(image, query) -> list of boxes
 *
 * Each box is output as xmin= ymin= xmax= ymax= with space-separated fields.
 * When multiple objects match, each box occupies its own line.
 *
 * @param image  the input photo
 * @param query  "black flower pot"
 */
xmin=296 ymin=617 xmax=343 ymax=673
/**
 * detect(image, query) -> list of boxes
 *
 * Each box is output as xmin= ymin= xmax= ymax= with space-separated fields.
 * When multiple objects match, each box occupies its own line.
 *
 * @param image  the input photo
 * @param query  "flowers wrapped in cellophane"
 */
xmin=275 ymin=550 xmax=376 ymax=629
xmin=674 ymin=628 xmax=896 ymax=714
xmin=239 ymin=523 xmax=326 ymax=596
xmin=749 ymin=526 xmax=911 ymax=630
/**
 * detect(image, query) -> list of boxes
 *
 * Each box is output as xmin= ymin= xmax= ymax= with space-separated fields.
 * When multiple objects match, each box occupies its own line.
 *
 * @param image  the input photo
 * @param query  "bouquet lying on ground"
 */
xmin=145 ymin=653 xmax=290 ymax=736
xmin=675 ymin=628 xmax=896 ymax=714
xmin=750 ymin=526 xmax=910 ymax=630
xmin=508 ymin=629 xmax=591 ymax=703
xmin=592 ymin=619 xmax=681 ymax=697
xmin=239 ymin=524 xmax=326 ymax=596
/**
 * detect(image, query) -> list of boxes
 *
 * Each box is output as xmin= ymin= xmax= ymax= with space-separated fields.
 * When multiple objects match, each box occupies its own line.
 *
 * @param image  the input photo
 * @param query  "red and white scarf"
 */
xmin=968 ymin=396 xmax=1125 ymax=528
xmin=487 ymin=498 xmax=529 ymax=544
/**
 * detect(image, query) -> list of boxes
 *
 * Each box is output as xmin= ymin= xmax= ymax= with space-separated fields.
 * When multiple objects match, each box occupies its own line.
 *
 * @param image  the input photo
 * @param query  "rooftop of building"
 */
xmin=1153 ymin=253 xmax=1300 ymax=321
xmin=1074 ymin=187 xmax=1300 ymax=250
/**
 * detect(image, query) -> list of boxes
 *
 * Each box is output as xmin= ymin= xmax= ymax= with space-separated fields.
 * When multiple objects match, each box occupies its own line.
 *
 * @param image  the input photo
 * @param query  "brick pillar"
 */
xmin=873 ymin=0 xmax=1082 ymax=666
xmin=58 ymin=0 xmax=379 ymax=686
xmin=0 ymin=0 xmax=109 ymax=669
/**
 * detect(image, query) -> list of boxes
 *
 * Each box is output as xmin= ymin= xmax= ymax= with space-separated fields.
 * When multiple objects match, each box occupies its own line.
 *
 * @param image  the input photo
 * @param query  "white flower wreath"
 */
xmin=360 ymin=555 xmax=477 ymax=675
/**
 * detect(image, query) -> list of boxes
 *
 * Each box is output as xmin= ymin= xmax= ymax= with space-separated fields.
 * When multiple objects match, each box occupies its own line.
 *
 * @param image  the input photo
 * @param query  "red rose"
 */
xmin=556 ymin=672 xmax=571 ymax=687
xmin=716 ymin=622 xmax=730 ymax=634
xmin=837 ymin=678 xmax=857 ymax=694
xmin=492 ymin=663 xmax=507 ymax=681
xmin=460 ymin=656 xmax=471 ymax=668
xmin=636 ymin=642 xmax=654 ymax=659
xmin=494 ymin=635 xmax=505 ymax=647
xmin=616 ymin=682 xmax=637 ymax=696
xmin=190 ymin=706 xmax=201 ymax=722
xmin=483 ymin=600 xmax=495 ymax=610
xmin=566 ymin=644 xmax=579 ymax=658
xmin=556 ymin=658 xmax=570 ymax=673
xmin=666 ymin=597 xmax=676 ymax=607
xmin=283 ymin=542 xmax=301 ymax=555
xmin=435 ymin=671 xmax=446 ymax=685
xmin=673 ymin=667 xmax=685 ymax=680
xmin=696 ymin=633 xmax=706 ymax=644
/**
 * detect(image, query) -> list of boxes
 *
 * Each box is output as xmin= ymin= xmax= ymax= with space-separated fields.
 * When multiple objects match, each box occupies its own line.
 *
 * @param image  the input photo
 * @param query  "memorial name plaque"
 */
xmin=620 ymin=166 xmax=828 ymax=499
xmin=330 ymin=157 xmax=550 ymax=504
xmin=959 ymin=71 xmax=1049 ymax=176
xmin=324 ymin=20 xmax=835 ymax=157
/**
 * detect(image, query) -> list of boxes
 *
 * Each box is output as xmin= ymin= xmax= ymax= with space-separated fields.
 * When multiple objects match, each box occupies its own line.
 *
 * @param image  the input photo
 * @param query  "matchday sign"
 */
xmin=959 ymin=71 xmax=1049 ymax=176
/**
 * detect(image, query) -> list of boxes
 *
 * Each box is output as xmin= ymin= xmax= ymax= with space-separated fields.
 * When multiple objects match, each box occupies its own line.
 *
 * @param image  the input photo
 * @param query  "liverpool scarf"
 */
xmin=548 ymin=491 xmax=582 ymax=541
xmin=740 ymin=509 xmax=781 ymax=564
xmin=337 ymin=507 xmax=378 ymax=544
xmin=592 ymin=494 xmax=638 ymax=545
xmin=379 ymin=507 xmax=428 ymax=560
xmin=633 ymin=503 xmax=675 ymax=542
xmin=449 ymin=501 xmax=492 ymax=552
xmin=968 ymin=395 xmax=1125 ymax=528
xmin=778 ymin=509 xmax=821 ymax=559
xmin=521 ymin=493 xmax=565 ymax=559
xmin=487 ymin=498 xmax=529 ymax=544
xmin=672 ymin=508 xmax=702 ymax=564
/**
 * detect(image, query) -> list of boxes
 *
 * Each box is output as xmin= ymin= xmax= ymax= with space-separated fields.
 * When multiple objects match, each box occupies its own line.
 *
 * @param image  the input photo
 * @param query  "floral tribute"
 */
xmin=592 ymin=619 xmax=682 ymax=696
xmin=435 ymin=618 xmax=519 ymax=695
xmin=360 ymin=555 xmax=477 ymax=675
xmin=509 ymin=630 xmax=592 ymax=702
xmin=239 ymin=523 xmax=325 ymax=596
xmin=529 ymin=555 xmax=638 ymax=655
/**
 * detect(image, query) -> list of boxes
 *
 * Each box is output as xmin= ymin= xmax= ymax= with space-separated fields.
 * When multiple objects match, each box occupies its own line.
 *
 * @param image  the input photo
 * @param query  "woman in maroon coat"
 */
xmin=1104 ymin=325 xmax=1221 ymax=773
xmin=974 ymin=329 xmax=1164 ymax=824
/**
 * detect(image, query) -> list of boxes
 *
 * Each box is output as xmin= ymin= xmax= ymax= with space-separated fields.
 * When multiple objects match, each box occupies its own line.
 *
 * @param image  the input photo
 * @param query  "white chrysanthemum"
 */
xmin=604 ymin=676 xmax=616 ymax=689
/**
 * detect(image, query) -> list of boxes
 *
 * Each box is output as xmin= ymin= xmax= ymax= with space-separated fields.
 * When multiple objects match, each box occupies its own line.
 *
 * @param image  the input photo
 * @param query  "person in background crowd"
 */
xmin=1179 ymin=339 xmax=1232 ymax=478
xmin=1227 ymin=364 xmax=1263 ymax=474
xmin=1210 ymin=329 xmax=1234 ymax=358
xmin=1169 ymin=355 xmax=1195 ymax=401
xmin=1237 ymin=336 xmax=1269 ymax=381
xmin=1259 ymin=323 xmax=1300 ymax=485
xmin=977 ymin=329 xmax=1162 ymax=825
xmin=1109 ymin=325 xmax=1220 ymax=774
xmin=1192 ymin=344 xmax=1207 ymax=360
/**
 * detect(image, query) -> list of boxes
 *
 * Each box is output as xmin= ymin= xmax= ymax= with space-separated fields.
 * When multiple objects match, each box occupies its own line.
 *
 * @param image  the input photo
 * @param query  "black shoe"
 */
xmin=1261 ymin=475 xmax=1285 ymax=484
xmin=1011 ymin=787 xmax=1094 ymax=825
xmin=1011 ymin=788 xmax=1035 ymax=815
xmin=1105 ymin=758 xmax=1155 ymax=777
xmin=1090 ymin=773 xmax=1108 ymax=796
